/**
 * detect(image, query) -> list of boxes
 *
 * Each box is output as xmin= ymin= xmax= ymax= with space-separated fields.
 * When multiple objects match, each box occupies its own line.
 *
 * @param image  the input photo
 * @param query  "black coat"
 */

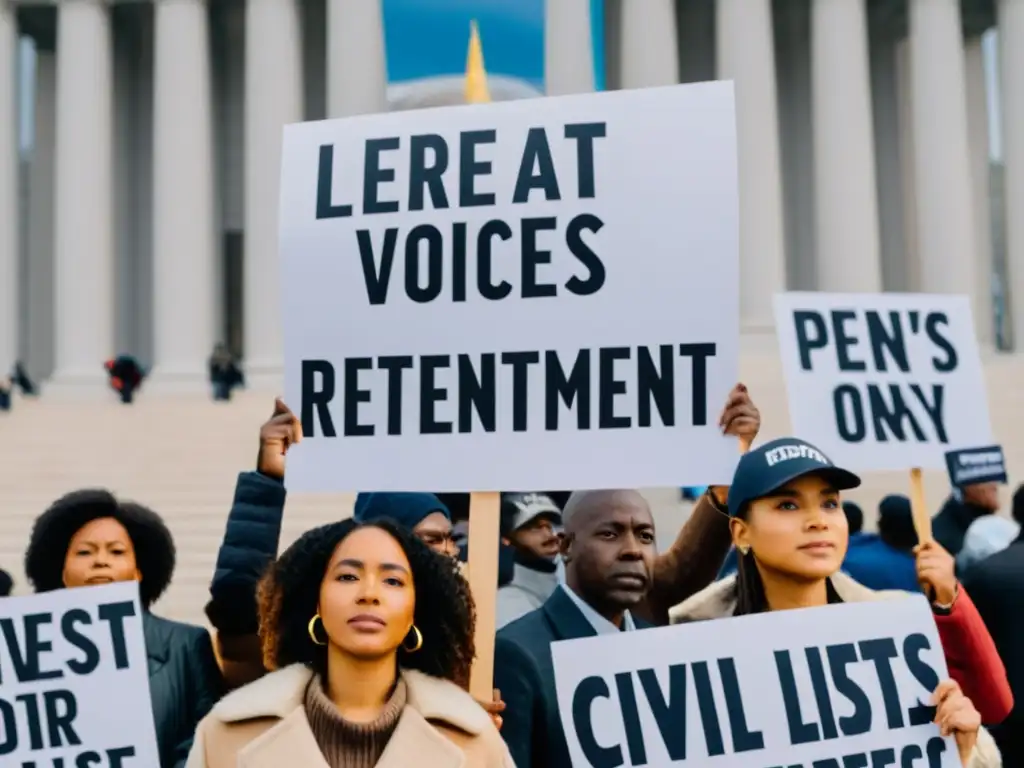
xmin=143 ymin=612 xmax=222 ymax=767
xmin=962 ymin=537 xmax=1024 ymax=763
xmin=494 ymin=587 xmax=652 ymax=768
xmin=932 ymin=496 xmax=992 ymax=557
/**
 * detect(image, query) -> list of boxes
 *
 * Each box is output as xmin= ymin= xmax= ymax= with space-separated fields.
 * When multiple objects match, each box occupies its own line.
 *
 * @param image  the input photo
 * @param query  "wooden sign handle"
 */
xmin=909 ymin=468 xmax=932 ymax=543
xmin=466 ymin=491 xmax=500 ymax=701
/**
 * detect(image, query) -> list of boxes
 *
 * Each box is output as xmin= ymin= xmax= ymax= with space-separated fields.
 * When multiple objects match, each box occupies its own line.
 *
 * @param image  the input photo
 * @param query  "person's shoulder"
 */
xmin=496 ymin=604 xmax=550 ymax=644
xmin=146 ymin=613 xmax=212 ymax=644
xmin=965 ymin=542 xmax=1024 ymax=585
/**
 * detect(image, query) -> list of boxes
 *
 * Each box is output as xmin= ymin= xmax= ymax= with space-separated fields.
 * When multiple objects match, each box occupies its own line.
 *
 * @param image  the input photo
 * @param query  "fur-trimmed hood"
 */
xmin=186 ymin=664 xmax=513 ymax=768
xmin=668 ymin=574 xmax=1002 ymax=768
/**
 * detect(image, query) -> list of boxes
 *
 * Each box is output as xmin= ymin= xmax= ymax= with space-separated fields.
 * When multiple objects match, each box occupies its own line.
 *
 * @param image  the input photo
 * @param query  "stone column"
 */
xmin=26 ymin=49 xmax=56 ymax=383
xmin=811 ymin=0 xmax=882 ymax=292
xmin=618 ymin=0 xmax=678 ymax=88
xmin=51 ymin=0 xmax=115 ymax=393
xmin=244 ymin=0 xmax=304 ymax=389
xmin=1001 ymin=0 xmax=1024 ymax=349
xmin=0 ymin=1 xmax=16 ymax=379
xmin=717 ymin=0 xmax=787 ymax=331
xmin=964 ymin=37 xmax=993 ymax=346
xmin=545 ymin=0 xmax=595 ymax=95
xmin=327 ymin=0 xmax=387 ymax=116
xmin=150 ymin=0 xmax=216 ymax=390
xmin=907 ymin=0 xmax=977 ymax=298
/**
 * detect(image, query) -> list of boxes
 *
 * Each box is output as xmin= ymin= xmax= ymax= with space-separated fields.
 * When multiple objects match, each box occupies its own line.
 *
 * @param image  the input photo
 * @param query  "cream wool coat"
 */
xmin=668 ymin=571 xmax=1002 ymax=768
xmin=184 ymin=664 xmax=515 ymax=768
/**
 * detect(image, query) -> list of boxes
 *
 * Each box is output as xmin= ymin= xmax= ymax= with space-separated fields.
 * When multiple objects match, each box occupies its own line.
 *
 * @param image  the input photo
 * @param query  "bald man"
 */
xmin=492 ymin=384 xmax=762 ymax=767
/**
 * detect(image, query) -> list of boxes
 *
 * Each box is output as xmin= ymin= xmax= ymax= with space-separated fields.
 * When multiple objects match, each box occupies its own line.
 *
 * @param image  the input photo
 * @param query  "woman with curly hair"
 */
xmin=25 ymin=489 xmax=223 ymax=768
xmin=186 ymin=517 xmax=513 ymax=768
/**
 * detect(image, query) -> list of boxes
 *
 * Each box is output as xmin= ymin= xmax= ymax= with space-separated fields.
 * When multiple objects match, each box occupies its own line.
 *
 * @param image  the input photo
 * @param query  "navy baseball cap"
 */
xmin=728 ymin=437 xmax=861 ymax=517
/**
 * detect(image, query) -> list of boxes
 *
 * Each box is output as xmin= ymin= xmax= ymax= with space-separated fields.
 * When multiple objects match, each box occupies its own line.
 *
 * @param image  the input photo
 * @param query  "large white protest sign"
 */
xmin=552 ymin=597 xmax=959 ymax=767
xmin=279 ymin=83 xmax=740 ymax=492
xmin=0 ymin=582 xmax=160 ymax=767
xmin=774 ymin=293 xmax=992 ymax=471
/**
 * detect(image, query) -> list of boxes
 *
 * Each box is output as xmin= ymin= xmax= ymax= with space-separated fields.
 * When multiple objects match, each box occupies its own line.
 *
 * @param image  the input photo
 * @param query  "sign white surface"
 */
xmin=279 ymin=83 xmax=741 ymax=492
xmin=552 ymin=597 xmax=959 ymax=767
xmin=774 ymin=292 xmax=992 ymax=471
xmin=0 ymin=582 xmax=160 ymax=765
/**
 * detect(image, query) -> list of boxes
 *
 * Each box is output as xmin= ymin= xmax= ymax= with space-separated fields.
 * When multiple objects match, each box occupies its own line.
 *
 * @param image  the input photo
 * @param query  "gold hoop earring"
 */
xmin=308 ymin=614 xmax=327 ymax=646
xmin=403 ymin=625 xmax=423 ymax=653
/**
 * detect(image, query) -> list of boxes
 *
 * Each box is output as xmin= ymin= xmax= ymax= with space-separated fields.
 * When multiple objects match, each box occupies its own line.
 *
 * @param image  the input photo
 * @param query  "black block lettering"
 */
xmin=865 ymin=311 xmax=910 ymax=372
xmin=831 ymin=310 xmax=866 ymax=371
xmin=420 ymin=355 xmax=453 ymax=434
xmin=637 ymin=666 xmax=687 ymax=760
xmin=521 ymin=217 xmax=558 ymax=298
xmin=903 ymin=633 xmax=940 ymax=727
xmin=572 ymin=677 xmax=622 ymax=768
xmin=315 ymin=145 xmax=352 ymax=219
xmin=826 ymin=643 xmax=872 ymax=736
xmin=805 ymin=647 xmax=838 ymax=739
xmin=452 ymin=222 xmax=467 ymax=302
xmin=692 ymin=661 xmax=725 ymax=757
xmin=925 ymin=312 xmax=958 ymax=372
xmin=909 ymin=384 xmax=948 ymax=443
xmin=44 ymin=689 xmax=81 ymax=748
xmin=794 ymin=310 xmax=828 ymax=370
xmin=833 ymin=385 xmax=866 ymax=442
xmin=637 ymin=345 xmax=675 ymax=428
xmin=513 ymin=127 xmax=561 ymax=203
xmin=718 ymin=658 xmax=765 ymax=752
xmin=564 ymin=214 xmax=606 ymax=296
xmin=97 ymin=601 xmax=136 ymax=670
xmin=545 ymin=349 xmax=591 ymax=430
xmin=404 ymin=224 xmax=443 ymax=303
xmin=868 ymin=384 xmax=926 ymax=442
xmin=858 ymin=638 xmax=903 ymax=729
xmin=356 ymin=228 xmax=398 ymax=305
xmin=460 ymin=130 xmax=496 ymax=207
xmin=408 ymin=134 xmax=449 ymax=211
xmin=362 ymin=137 xmax=400 ymax=214
xmin=775 ymin=650 xmax=820 ymax=745
xmin=301 ymin=360 xmax=337 ymax=438
xmin=457 ymin=354 xmax=496 ymax=433
xmin=614 ymin=672 xmax=647 ymax=766
xmin=477 ymin=220 xmax=513 ymax=300
xmin=0 ymin=614 xmax=62 ymax=683
xmin=598 ymin=347 xmax=630 ymax=429
xmin=678 ymin=343 xmax=716 ymax=426
xmin=564 ymin=122 xmax=606 ymax=198
xmin=502 ymin=352 xmax=539 ymax=432
xmin=378 ymin=356 xmax=413 ymax=436
xmin=343 ymin=358 xmax=373 ymax=437
xmin=62 ymin=609 xmax=99 ymax=675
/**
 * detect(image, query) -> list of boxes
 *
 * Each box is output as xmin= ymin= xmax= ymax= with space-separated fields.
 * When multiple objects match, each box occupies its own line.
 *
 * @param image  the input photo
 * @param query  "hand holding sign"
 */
xmin=718 ymin=383 xmax=760 ymax=451
xmin=256 ymin=398 xmax=303 ymax=480
xmin=932 ymin=679 xmax=980 ymax=765
xmin=914 ymin=541 xmax=958 ymax=608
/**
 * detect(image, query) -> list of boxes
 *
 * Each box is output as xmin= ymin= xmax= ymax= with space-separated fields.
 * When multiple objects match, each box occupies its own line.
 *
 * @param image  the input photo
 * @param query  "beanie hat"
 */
xmin=353 ymin=492 xmax=451 ymax=530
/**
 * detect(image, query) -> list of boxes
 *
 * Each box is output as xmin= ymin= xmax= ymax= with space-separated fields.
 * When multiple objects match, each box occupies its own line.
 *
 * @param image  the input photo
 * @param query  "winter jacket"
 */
xmin=185 ymin=664 xmax=513 ymax=768
xmin=669 ymin=572 xmax=1003 ymax=767
xmin=144 ymin=612 xmax=223 ymax=767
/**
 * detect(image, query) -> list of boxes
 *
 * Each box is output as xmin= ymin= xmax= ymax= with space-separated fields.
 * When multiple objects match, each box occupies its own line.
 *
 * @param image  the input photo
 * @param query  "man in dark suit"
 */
xmin=494 ymin=489 xmax=657 ymax=768
xmin=962 ymin=484 xmax=1024 ymax=763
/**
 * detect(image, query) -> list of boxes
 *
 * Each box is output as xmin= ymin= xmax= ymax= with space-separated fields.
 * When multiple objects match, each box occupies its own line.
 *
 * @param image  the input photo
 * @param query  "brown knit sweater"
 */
xmin=304 ymin=675 xmax=408 ymax=768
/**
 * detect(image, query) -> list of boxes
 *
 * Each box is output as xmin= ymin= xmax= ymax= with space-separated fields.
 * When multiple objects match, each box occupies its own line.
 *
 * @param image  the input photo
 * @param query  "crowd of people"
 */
xmin=1 ymin=385 xmax=1020 ymax=767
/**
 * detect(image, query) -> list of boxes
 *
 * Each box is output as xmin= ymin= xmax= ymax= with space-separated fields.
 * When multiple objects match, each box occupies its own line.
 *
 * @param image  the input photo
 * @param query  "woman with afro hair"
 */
xmin=186 ymin=517 xmax=513 ymax=768
xmin=25 ymin=489 xmax=223 ymax=768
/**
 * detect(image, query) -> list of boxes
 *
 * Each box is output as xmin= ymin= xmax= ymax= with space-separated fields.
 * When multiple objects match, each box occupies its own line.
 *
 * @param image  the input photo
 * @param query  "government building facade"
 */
xmin=0 ymin=0 xmax=1021 ymax=395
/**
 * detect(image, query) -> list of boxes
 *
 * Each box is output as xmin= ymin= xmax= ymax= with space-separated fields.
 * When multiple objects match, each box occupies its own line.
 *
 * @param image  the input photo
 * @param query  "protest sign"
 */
xmin=552 ymin=596 xmax=959 ymax=768
xmin=774 ymin=293 xmax=992 ymax=472
xmin=945 ymin=445 xmax=1007 ymax=487
xmin=278 ymin=82 xmax=741 ymax=492
xmin=0 ymin=582 xmax=160 ymax=767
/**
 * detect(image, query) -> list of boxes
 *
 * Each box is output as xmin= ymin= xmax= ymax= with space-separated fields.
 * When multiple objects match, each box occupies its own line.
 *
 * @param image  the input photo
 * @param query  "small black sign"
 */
xmin=945 ymin=445 xmax=1008 ymax=487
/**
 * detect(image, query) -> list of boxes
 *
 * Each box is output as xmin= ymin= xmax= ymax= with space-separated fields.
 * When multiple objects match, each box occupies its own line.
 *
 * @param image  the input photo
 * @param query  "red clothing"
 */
xmin=934 ymin=586 xmax=1013 ymax=724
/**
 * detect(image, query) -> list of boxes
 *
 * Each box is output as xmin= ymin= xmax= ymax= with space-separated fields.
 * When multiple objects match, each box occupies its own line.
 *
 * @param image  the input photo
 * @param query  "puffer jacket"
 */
xmin=669 ymin=572 xmax=1002 ymax=768
xmin=143 ymin=612 xmax=223 ymax=767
